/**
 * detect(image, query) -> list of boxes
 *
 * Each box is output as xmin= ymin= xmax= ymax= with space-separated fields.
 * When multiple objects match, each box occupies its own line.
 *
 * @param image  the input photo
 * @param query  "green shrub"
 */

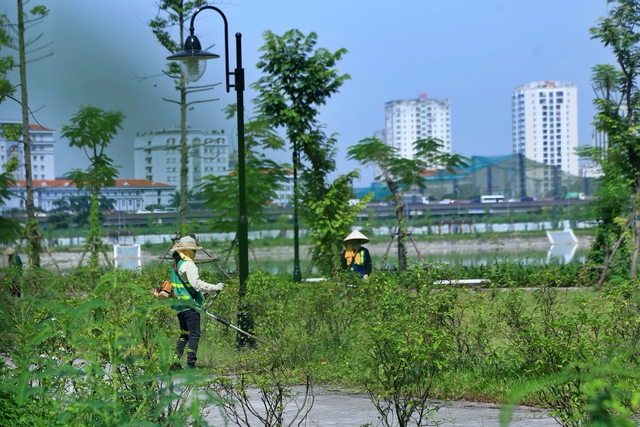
xmin=0 ymin=270 xmax=220 ymax=426
xmin=1 ymin=263 xmax=640 ymax=426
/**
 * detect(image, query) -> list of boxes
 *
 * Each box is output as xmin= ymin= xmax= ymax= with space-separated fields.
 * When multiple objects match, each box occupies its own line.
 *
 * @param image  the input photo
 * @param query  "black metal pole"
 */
xmin=170 ymin=5 xmax=252 ymax=347
xmin=292 ymin=144 xmax=302 ymax=283
xmin=234 ymin=33 xmax=254 ymax=348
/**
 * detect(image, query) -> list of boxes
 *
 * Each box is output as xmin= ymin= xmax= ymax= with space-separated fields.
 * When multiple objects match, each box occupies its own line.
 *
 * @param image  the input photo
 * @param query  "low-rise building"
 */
xmin=5 ymin=179 xmax=175 ymax=212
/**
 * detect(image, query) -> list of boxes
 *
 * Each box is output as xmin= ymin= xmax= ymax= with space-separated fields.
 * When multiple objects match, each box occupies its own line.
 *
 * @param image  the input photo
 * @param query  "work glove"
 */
xmin=213 ymin=282 xmax=225 ymax=291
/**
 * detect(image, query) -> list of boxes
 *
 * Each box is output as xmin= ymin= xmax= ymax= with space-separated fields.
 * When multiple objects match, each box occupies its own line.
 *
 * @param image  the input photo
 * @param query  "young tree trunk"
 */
xmin=396 ymin=204 xmax=407 ymax=271
xmin=632 ymin=185 xmax=640 ymax=278
xmin=17 ymin=0 xmax=40 ymax=267
xmin=177 ymin=3 xmax=188 ymax=232
xmin=389 ymin=181 xmax=407 ymax=271
xmin=628 ymin=81 xmax=637 ymax=277
xmin=632 ymin=219 xmax=639 ymax=277
xmin=597 ymin=210 xmax=637 ymax=288
xmin=88 ymin=192 xmax=101 ymax=270
xmin=179 ymin=83 xmax=188 ymax=230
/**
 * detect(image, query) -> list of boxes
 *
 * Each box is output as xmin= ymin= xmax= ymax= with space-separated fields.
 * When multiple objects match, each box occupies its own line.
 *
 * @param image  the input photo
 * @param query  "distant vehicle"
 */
xmin=470 ymin=198 xmax=481 ymax=203
xmin=450 ymin=199 xmax=461 ymax=204
xmin=564 ymin=192 xmax=586 ymax=200
xmin=508 ymin=198 xmax=520 ymax=203
xmin=403 ymin=194 xmax=428 ymax=205
xmin=519 ymin=196 xmax=536 ymax=202
xmin=152 ymin=209 xmax=166 ymax=213
xmin=480 ymin=195 xmax=505 ymax=203
xmin=136 ymin=209 xmax=151 ymax=214
xmin=164 ymin=207 xmax=178 ymax=212
xmin=439 ymin=198 xmax=452 ymax=204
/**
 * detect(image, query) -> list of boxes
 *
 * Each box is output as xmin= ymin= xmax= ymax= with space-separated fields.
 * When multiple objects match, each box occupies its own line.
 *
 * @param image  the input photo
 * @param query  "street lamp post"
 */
xmin=167 ymin=5 xmax=252 ymax=348
xmin=292 ymin=144 xmax=302 ymax=283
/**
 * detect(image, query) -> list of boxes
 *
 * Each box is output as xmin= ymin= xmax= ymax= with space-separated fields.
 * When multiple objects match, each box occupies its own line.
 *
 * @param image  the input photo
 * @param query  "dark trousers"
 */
xmin=176 ymin=309 xmax=201 ymax=367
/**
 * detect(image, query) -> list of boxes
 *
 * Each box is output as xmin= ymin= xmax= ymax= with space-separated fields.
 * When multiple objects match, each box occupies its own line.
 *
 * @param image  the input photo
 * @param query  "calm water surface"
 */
xmin=134 ymin=245 xmax=588 ymax=275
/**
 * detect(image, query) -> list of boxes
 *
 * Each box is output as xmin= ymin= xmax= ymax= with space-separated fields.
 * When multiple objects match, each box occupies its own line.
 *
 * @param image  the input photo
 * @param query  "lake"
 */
xmin=131 ymin=243 xmax=588 ymax=276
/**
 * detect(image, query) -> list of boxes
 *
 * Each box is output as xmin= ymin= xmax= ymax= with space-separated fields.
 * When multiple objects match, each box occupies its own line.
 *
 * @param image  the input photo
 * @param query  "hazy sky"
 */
xmin=0 ymin=0 xmax=615 ymax=184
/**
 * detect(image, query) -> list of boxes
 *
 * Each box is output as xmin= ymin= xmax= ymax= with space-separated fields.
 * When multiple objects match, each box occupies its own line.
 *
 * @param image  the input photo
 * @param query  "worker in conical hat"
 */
xmin=153 ymin=235 xmax=225 ymax=369
xmin=341 ymin=230 xmax=372 ymax=279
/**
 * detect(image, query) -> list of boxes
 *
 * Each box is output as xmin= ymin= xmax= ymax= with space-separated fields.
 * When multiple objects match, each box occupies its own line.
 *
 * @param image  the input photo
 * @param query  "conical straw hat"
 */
xmin=343 ymin=230 xmax=370 ymax=244
xmin=169 ymin=235 xmax=203 ymax=252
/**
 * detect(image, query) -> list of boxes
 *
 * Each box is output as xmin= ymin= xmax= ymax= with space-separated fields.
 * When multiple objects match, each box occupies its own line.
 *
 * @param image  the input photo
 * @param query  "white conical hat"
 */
xmin=343 ymin=230 xmax=370 ymax=244
xmin=169 ymin=235 xmax=203 ymax=252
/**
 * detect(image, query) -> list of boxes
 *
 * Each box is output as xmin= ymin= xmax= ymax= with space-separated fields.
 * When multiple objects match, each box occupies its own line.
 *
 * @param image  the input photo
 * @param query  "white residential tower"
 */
xmin=512 ymin=81 xmax=578 ymax=176
xmin=384 ymin=94 xmax=451 ymax=162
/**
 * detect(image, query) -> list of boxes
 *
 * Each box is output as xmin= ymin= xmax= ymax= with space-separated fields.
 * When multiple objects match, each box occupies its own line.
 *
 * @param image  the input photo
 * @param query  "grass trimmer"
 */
xmin=201 ymin=292 xmax=268 ymax=345
xmin=204 ymin=311 xmax=267 ymax=344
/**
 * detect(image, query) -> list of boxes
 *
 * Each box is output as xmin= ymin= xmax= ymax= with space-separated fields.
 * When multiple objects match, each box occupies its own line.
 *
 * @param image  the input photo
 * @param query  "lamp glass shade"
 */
xmin=166 ymin=34 xmax=221 ymax=82
xmin=181 ymin=58 xmax=206 ymax=82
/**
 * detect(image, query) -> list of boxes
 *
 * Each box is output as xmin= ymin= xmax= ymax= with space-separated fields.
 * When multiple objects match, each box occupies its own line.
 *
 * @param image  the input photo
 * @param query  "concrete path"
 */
xmin=205 ymin=388 xmax=559 ymax=426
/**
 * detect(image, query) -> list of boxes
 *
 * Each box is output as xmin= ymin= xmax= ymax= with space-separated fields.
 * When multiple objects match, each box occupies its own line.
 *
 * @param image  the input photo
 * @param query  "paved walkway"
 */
xmin=205 ymin=388 xmax=559 ymax=426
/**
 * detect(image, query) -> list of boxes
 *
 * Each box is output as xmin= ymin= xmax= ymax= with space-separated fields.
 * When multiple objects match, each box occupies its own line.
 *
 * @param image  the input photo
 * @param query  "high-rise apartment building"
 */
xmin=512 ymin=81 xmax=578 ymax=176
xmin=0 ymin=121 xmax=56 ymax=180
xmin=384 ymin=94 xmax=451 ymax=162
xmin=133 ymin=128 xmax=228 ymax=189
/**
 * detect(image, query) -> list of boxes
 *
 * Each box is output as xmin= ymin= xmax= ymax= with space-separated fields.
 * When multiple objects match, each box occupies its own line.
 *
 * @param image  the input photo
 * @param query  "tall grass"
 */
xmin=1 ymin=261 xmax=638 ymax=426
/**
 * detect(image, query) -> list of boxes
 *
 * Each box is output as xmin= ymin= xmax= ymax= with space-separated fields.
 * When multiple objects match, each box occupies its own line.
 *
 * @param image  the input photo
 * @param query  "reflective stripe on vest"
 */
xmin=349 ymin=248 xmax=367 ymax=275
xmin=170 ymin=259 xmax=204 ymax=311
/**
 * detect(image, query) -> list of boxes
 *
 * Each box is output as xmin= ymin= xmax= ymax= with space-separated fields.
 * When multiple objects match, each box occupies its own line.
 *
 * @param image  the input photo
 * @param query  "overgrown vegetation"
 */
xmin=347 ymin=136 xmax=468 ymax=271
xmin=4 ymin=0 xmax=640 ymax=425
xmin=251 ymin=29 xmax=362 ymax=277
xmin=2 ymin=2 xmax=52 ymax=268
xmin=61 ymin=105 xmax=125 ymax=271
xmin=579 ymin=0 xmax=640 ymax=285
xmin=2 ymin=262 xmax=640 ymax=426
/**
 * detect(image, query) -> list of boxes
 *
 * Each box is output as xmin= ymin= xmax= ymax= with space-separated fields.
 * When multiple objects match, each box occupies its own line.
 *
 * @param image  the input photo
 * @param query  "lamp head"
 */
xmin=167 ymin=33 xmax=220 ymax=83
